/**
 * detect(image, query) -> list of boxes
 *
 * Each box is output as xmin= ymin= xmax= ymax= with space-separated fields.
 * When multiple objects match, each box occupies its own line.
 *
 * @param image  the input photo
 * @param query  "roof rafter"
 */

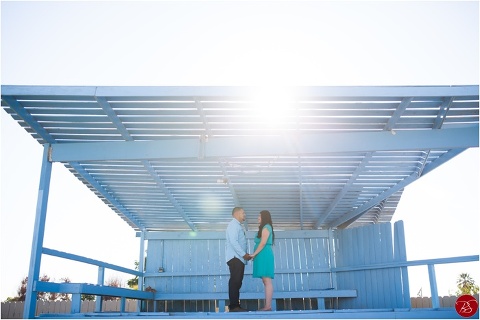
xmin=95 ymin=96 xmax=196 ymax=231
xmin=328 ymin=148 xmax=468 ymax=228
xmin=316 ymin=97 xmax=413 ymax=228
xmin=68 ymin=162 xmax=143 ymax=228
xmin=2 ymin=96 xmax=55 ymax=144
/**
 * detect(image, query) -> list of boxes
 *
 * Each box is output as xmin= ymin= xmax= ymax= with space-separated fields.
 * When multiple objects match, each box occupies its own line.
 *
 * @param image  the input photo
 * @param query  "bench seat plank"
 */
xmin=153 ymin=289 xmax=356 ymax=300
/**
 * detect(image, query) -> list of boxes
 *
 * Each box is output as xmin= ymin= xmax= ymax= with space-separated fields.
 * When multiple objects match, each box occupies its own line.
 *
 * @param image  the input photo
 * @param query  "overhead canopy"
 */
xmin=2 ymin=85 xmax=478 ymax=231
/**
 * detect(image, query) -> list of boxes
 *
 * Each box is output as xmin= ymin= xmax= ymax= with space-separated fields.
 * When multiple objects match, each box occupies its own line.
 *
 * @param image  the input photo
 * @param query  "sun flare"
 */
xmin=250 ymin=87 xmax=297 ymax=129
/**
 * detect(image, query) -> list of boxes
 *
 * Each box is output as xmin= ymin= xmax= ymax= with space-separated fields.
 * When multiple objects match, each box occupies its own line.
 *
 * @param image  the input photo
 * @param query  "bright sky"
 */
xmin=1 ymin=1 xmax=479 ymax=301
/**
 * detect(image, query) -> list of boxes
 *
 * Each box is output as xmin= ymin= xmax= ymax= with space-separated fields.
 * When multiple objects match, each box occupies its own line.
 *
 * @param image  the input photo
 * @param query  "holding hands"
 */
xmin=243 ymin=253 xmax=253 ymax=261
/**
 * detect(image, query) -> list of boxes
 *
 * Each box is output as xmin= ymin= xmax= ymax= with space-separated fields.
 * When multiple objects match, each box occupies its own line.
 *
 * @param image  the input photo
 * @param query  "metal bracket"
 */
xmin=47 ymin=144 xmax=53 ymax=162
xmin=199 ymin=134 xmax=208 ymax=159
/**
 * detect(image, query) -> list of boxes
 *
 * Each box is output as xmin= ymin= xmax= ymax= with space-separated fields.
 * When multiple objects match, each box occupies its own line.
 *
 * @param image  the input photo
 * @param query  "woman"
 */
xmin=250 ymin=210 xmax=275 ymax=311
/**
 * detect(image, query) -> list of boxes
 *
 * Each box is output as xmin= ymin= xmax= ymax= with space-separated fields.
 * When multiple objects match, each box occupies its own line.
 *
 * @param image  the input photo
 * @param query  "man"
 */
xmin=225 ymin=207 xmax=251 ymax=312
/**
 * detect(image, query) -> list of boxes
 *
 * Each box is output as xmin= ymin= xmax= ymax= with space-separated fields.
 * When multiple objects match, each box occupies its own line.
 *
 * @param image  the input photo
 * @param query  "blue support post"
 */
xmin=218 ymin=300 xmax=225 ymax=313
xmin=428 ymin=264 xmax=440 ymax=309
xmin=71 ymin=293 xmax=81 ymax=313
xmin=95 ymin=267 xmax=105 ymax=312
xmin=137 ymin=229 xmax=146 ymax=312
xmin=23 ymin=145 xmax=53 ymax=319
xmin=120 ymin=297 xmax=126 ymax=312
xmin=328 ymin=229 xmax=338 ymax=288
xmin=317 ymin=298 xmax=325 ymax=309
xmin=394 ymin=221 xmax=411 ymax=308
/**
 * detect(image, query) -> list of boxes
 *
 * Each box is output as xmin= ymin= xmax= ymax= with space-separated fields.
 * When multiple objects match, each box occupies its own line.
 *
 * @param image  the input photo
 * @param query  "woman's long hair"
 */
xmin=257 ymin=210 xmax=275 ymax=244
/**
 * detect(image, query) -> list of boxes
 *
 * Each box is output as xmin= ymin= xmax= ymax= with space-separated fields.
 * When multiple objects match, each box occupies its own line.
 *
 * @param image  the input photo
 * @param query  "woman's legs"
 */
xmin=261 ymin=277 xmax=273 ymax=310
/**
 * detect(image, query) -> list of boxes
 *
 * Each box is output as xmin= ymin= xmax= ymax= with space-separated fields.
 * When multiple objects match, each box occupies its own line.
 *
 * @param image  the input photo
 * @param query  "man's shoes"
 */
xmin=229 ymin=306 xmax=248 ymax=312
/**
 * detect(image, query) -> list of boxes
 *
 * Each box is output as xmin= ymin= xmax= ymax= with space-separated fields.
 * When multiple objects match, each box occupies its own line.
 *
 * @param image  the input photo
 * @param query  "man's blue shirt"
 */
xmin=225 ymin=218 xmax=247 ymax=264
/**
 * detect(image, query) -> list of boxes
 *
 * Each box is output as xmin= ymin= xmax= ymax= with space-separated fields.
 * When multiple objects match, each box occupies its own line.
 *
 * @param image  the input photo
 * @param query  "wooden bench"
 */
xmin=34 ymin=281 xmax=154 ymax=314
xmin=144 ymin=230 xmax=358 ymax=312
xmin=153 ymin=289 xmax=357 ymax=312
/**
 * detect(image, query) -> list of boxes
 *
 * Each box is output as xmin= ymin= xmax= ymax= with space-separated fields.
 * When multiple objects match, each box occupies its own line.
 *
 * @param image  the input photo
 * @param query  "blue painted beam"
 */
xmin=50 ymin=126 xmax=479 ymax=162
xmin=69 ymin=162 xmax=144 ymax=229
xmin=315 ymin=154 xmax=373 ymax=228
xmin=95 ymin=96 xmax=132 ymax=140
xmin=433 ymin=97 xmax=454 ymax=129
xmin=393 ymin=221 xmax=410 ymax=308
xmin=318 ymin=98 xmax=412 ymax=229
xmin=95 ymin=97 xmax=194 ymax=231
xmin=24 ymin=145 xmax=52 ymax=319
xmin=420 ymin=148 xmax=466 ymax=176
xmin=384 ymin=97 xmax=413 ymax=131
xmin=95 ymin=84 xmax=480 ymax=99
xmin=42 ymin=247 xmax=142 ymax=276
xmin=95 ymin=267 xmax=104 ymax=312
xmin=428 ymin=265 xmax=440 ymax=308
xmin=34 ymin=281 xmax=153 ymax=299
xmin=2 ymin=96 xmax=56 ymax=144
xmin=2 ymin=85 xmax=479 ymax=100
xmin=329 ymin=148 xmax=471 ymax=228
xmin=332 ymin=255 xmax=479 ymax=272
xmin=1 ymin=85 xmax=97 ymax=97
xmin=137 ymin=229 xmax=146 ymax=312
xmin=141 ymin=160 xmax=197 ymax=231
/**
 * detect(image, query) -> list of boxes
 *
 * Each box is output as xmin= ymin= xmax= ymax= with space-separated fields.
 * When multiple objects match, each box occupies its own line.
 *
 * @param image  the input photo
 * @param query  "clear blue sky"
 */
xmin=1 ymin=1 xmax=479 ymax=300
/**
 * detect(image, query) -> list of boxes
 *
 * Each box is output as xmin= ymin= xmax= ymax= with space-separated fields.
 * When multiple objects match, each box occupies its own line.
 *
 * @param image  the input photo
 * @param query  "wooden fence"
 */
xmin=410 ymin=294 xmax=478 ymax=308
xmin=1 ymin=299 xmax=138 ymax=319
xmin=3 ymin=295 xmax=478 ymax=318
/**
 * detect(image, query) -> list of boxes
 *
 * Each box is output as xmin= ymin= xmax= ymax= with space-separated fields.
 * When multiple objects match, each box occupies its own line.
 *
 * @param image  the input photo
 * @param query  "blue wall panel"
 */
xmin=143 ymin=230 xmax=336 ymax=311
xmin=141 ymin=225 xmax=411 ymax=311
xmin=334 ymin=222 xmax=409 ymax=309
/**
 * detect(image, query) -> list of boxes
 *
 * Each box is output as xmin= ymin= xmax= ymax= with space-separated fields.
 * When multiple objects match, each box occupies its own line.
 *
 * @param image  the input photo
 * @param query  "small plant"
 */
xmin=145 ymin=286 xmax=156 ymax=293
xmin=456 ymin=273 xmax=479 ymax=296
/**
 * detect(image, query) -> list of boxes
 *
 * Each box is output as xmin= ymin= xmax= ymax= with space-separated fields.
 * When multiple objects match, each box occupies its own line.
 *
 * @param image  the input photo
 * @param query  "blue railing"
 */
xmin=332 ymin=255 xmax=479 ymax=308
xmin=41 ymin=246 xmax=478 ymax=313
xmin=42 ymin=247 xmax=142 ymax=312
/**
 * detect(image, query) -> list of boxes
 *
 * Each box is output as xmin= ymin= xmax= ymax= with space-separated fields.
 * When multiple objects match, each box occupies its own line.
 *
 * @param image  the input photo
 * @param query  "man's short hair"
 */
xmin=232 ymin=207 xmax=243 ymax=216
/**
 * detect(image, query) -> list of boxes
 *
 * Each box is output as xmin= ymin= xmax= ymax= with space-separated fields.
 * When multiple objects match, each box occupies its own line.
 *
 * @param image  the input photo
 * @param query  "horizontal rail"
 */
xmin=34 ymin=281 xmax=153 ymax=300
xmin=144 ymin=267 xmax=331 ymax=278
xmin=140 ymin=229 xmax=330 ymax=240
xmin=42 ymin=247 xmax=142 ymax=277
xmin=143 ymin=255 xmax=479 ymax=278
xmin=332 ymin=255 xmax=479 ymax=272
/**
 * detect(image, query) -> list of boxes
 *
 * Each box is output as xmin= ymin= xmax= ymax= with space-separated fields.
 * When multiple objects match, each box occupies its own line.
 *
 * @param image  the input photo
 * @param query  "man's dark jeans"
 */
xmin=227 ymin=257 xmax=245 ymax=310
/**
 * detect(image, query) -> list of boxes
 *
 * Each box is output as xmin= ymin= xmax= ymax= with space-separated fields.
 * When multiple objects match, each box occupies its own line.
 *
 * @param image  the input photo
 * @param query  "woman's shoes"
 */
xmin=258 ymin=307 xmax=272 ymax=311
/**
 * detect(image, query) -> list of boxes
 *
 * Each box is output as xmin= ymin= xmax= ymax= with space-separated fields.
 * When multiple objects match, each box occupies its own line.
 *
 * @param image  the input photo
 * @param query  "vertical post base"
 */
xmin=71 ymin=293 xmax=81 ymax=313
xmin=218 ymin=300 xmax=225 ymax=312
xmin=317 ymin=298 xmax=326 ymax=309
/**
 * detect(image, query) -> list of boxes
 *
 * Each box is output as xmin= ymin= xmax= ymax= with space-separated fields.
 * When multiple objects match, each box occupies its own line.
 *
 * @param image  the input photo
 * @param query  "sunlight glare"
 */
xmin=250 ymin=87 xmax=297 ymax=129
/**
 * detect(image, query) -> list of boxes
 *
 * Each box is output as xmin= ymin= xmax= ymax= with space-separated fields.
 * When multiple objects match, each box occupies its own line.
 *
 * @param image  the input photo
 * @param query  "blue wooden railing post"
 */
xmin=394 ymin=220 xmax=411 ymax=308
xmin=71 ymin=293 xmax=81 ymax=313
xmin=328 ymin=229 xmax=337 ymax=289
xmin=95 ymin=266 xmax=105 ymax=312
xmin=138 ymin=229 xmax=146 ymax=312
xmin=428 ymin=264 xmax=440 ymax=309
xmin=24 ymin=145 xmax=52 ymax=319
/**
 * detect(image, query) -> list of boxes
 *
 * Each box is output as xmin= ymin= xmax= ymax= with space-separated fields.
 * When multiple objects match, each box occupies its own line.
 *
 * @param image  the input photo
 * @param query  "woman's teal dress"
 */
xmin=253 ymin=224 xmax=274 ymax=279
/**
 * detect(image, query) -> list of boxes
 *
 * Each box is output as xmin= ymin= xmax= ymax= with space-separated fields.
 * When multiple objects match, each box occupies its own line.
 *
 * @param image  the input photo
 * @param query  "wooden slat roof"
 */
xmin=2 ymin=85 xmax=478 ymax=231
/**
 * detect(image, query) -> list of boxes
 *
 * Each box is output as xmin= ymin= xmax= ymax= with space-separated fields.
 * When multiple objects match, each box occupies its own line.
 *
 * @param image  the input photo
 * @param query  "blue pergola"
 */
xmin=2 ymin=85 xmax=479 ymax=318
